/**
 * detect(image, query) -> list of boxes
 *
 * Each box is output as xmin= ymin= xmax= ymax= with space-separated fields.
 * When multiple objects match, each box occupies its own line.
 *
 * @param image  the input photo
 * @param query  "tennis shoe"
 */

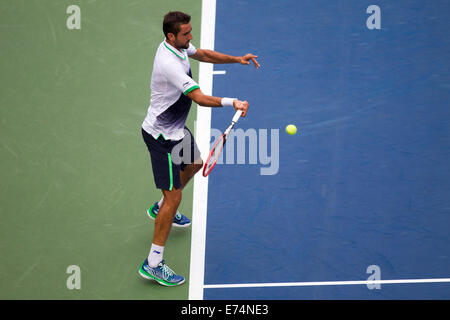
xmin=139 ymin=259 xmax=185 ymax=286
xmin=147 ymin=202 xmax=191 ymax=228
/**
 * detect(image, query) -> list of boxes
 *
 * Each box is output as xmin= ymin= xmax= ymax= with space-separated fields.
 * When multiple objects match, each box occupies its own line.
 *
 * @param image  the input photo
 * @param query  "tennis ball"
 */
xmin=286 ymin=124 xmax=297 ymax=135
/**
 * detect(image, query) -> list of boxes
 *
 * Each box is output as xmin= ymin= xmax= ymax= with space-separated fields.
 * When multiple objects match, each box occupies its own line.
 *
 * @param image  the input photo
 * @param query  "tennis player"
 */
xmin=139 ymin=11 xmax=259 ymax=286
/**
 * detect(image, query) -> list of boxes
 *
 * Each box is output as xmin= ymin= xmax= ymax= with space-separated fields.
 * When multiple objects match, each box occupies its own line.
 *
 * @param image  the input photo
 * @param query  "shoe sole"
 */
xmin=139 ymin=267 xmax=185 ymax=287
xmin=146 ymin=209 xmax=191 ymax=228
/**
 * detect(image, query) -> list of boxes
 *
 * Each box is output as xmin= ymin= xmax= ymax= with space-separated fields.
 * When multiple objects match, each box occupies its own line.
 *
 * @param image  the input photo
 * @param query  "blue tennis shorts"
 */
xmin=141 ymin=127 xmax=201 ymax=191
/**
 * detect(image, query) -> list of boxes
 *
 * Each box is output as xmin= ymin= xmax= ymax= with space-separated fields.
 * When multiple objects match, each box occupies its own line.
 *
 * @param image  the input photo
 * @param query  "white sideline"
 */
xmin=188 ymin=0 xmax=217 ymax=301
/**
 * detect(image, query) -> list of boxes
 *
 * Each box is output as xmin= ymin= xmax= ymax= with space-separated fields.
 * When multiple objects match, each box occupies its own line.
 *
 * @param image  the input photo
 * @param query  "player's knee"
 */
xmin=164 ymin=189 xmax=182 ymax=206
xmin=193 ymin=158 xmax=203 ymax=173
xmin=194 ymin=162 xmax=202 ymax=174
xmin=172 ymin=190 xmax=182 ymax=205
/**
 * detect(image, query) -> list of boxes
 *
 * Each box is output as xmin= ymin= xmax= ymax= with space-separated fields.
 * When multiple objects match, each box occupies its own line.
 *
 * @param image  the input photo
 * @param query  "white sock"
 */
xmin=148 ymin=243 xmax=164 ymax=267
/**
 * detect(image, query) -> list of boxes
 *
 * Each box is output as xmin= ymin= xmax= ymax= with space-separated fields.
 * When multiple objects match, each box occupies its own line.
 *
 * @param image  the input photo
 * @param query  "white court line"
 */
xmin=189 ymin=0 xmax=217 ymax=301
xmin=204 ymin=278 xmax=450 ymax=289
xmin=212 ymin=70 xmax=227 ymax=75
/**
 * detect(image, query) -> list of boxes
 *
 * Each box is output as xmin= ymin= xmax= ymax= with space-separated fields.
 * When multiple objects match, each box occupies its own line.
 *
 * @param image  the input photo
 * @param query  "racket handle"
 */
xmin=232 ymin=110 xmax=243 ymax=123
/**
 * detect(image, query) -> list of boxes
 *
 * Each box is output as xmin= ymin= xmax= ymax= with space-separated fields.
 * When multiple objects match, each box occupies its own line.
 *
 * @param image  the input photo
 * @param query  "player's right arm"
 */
xmin=161 ymin=60 xmax=249 ymax=116
xmin=187 ymin=88 xmax=249 ymax=117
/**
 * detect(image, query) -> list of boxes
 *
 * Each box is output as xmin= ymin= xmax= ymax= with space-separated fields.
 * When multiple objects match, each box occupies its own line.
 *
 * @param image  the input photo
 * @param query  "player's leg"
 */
xmin=142 ymin=128 xmax=191 ymax=227
xmin=152 ymin=188 xmax=182 ymax=246
xmin=151 ymin=127 xmax=201 ymax=226
xmin=140 ymin=187 xmax=185 ymax=286
xmin=139 ymin=129 xmax=185 ymax=286
xmin=179 ymin=126 xmax=203 ymax=189
xmin=180 ymin=157 xmax=203 ymax=189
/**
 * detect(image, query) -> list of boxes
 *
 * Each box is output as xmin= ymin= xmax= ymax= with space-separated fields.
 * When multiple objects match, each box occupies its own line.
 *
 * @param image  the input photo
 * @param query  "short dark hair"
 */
xmin=163 ymin=11 xmax=191 ymax=38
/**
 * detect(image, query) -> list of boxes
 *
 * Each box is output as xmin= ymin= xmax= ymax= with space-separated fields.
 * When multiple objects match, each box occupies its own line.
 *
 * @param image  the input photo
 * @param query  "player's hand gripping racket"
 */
xmin=202 ymin=110 xmax=243 ymax=177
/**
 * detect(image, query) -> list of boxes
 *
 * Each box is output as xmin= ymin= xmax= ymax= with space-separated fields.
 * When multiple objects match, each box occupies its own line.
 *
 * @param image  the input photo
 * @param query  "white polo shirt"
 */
xmin=142 ymin=40 xmax=199 ymax=141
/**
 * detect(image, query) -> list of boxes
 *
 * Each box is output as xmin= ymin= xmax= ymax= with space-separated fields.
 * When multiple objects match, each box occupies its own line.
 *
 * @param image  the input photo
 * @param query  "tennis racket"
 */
xmin=202 ymin=109 xmax=243 ymax=177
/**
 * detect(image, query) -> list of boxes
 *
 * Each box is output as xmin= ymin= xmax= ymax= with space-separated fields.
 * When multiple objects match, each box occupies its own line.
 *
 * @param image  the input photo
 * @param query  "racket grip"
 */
xmin=232 ymin=110 xmax=243 ymax=123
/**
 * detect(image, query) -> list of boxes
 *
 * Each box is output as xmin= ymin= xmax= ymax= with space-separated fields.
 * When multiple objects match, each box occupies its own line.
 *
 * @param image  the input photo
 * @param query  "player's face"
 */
xmin=174 ymin=23 xmax=193 ymax=49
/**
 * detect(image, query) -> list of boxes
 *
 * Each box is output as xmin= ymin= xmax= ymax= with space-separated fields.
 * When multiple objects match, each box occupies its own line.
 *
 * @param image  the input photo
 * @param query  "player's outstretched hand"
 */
xmin=239 ymin=53 xmax=260 ymax=69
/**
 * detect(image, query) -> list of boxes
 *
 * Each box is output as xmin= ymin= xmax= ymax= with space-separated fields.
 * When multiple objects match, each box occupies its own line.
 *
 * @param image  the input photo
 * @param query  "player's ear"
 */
xmin=167 ymin=32 xmax=176 ymax=42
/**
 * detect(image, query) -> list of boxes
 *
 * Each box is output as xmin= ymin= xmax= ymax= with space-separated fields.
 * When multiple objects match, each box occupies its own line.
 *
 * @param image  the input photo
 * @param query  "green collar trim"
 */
xmin=163 ymin=42 xmax=186 ymax=60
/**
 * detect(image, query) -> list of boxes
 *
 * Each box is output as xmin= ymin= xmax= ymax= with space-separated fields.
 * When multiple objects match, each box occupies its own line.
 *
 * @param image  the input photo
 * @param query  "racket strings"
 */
xmin=204 ymin=137 xmax=225 ymax=174
xmin=212 ymin=141 xmax=224 ymax=161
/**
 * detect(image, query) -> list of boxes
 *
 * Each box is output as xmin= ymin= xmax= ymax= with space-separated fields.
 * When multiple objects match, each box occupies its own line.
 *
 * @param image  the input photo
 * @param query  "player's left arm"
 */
xmin=190 ymin=49 xmax=260 ymax=68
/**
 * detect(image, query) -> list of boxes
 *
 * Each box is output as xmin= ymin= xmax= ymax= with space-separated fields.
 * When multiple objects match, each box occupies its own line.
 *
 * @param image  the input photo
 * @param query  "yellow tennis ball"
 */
xmin=286 ymin=124 xmax=297 ymax=135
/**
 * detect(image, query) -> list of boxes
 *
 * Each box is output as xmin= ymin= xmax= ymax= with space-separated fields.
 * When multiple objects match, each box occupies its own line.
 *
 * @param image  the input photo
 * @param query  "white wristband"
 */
xmin=221 ymin=97 xmax=236 ymax=107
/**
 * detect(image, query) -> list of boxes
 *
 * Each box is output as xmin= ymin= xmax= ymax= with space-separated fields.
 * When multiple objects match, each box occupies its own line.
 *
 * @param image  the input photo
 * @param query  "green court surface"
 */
xmin=0 ymin=0 xmax=200 ymax=299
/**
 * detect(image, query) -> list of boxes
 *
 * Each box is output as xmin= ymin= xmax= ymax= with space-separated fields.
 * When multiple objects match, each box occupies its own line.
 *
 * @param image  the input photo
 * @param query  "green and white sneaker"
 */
xmin=147 ymin=202 xmax=191 ymax=228
xmin=139 ymin=259 xmax=185 ymax=286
